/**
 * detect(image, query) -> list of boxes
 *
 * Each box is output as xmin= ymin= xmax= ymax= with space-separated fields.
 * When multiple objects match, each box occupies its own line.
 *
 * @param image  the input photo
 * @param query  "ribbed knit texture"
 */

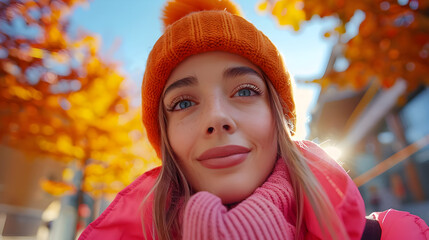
xmin=182 ymin=159 xmax=296 ymax=239
xmin=142 ymin=9 xmax=296 ymax=158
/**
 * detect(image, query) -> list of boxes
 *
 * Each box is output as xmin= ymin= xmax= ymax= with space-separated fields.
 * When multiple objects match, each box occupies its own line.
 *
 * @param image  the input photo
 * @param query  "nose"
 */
xmin=203 ymin=98 xmax=236 ymax=135
xmin=207 ymin=124 xmax=231 ymax=134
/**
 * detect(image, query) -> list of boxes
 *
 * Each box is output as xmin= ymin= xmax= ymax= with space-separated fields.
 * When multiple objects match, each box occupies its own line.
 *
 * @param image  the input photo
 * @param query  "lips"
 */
xmin=197 ymin=145 xmax=250 ymax=169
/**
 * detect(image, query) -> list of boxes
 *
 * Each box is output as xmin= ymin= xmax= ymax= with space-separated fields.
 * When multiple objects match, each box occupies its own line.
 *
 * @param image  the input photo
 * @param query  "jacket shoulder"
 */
xmin=296 ymin=140 xmax=356 ymax=205
xmin=78 ymin=167 xmax=161 ymax=240
xmin=296 ymin=140 xmax=366 ymax=240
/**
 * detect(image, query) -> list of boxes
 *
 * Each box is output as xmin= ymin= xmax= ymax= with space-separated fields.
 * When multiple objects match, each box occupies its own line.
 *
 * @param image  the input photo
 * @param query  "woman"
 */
xmin=79 ymin=0 xmax=429 ymax=239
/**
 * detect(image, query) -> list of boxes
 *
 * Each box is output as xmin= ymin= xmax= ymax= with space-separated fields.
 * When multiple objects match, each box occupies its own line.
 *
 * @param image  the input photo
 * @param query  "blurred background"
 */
xmin=0 ymin=0 xmax=428 ymax=239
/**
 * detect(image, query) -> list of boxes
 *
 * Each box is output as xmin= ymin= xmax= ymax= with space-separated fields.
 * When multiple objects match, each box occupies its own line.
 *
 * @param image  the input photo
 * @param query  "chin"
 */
xmin=213 ymin=185 xmax=257 ymax=205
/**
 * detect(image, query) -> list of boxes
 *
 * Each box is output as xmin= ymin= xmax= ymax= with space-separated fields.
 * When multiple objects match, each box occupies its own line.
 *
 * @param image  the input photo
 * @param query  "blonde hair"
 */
xmin=266 ymin=77 xmax=347 ymax=240
xmin=142 ymin=75 xmax=348 ymax=240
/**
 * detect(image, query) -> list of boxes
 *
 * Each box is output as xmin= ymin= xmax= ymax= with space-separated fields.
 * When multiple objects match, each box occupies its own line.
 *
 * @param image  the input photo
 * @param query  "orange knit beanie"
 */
xmin=142 ymin=0 xmax=296 ymax=157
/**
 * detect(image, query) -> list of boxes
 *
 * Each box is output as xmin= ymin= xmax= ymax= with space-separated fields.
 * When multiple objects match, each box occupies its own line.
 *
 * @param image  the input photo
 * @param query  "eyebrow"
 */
xmin=163 ymin=66 xmax=262 ymax=97
xmin=163 ymin=76 xmax=198 ymax=96
xmin=223 ymin=66 xmax=262 ymax=80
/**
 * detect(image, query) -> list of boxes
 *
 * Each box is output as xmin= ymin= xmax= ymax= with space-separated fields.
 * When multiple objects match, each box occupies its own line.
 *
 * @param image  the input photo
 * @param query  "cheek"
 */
xmin=257 ymin=114 xmax=277 ymax=157
xmin=244 ymin=103 xmax=278 ymax=172
xmin=265 ymin=116 xmax=277 ymax=145
xmin=167 ymin=116 xmax=197 ymax=160
xmin=243 ymin=103 xmax=277 ymax=146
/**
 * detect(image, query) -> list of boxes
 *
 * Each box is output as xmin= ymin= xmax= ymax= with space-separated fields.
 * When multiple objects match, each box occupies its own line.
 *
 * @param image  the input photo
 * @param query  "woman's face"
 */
xmin=163 ymin=52 xmax=278 ymax=204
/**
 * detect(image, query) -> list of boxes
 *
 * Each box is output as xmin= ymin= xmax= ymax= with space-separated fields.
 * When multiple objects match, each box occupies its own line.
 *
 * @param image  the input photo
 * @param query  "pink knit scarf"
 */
xmin=182 ymin=158 xmax=296 ymax=239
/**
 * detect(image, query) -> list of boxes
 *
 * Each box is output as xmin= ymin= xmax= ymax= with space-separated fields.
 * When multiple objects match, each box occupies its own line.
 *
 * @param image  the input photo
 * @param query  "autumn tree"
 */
xmin=0 ymin=0 xmax=158 ymax=235
xmin=258 ymin=0 xmax=429 ymax=90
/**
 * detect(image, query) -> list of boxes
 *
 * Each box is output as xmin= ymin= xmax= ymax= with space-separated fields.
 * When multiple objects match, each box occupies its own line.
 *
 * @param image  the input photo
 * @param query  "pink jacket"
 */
xmin=78 ymin=141 xmax=426 ymax=239
xmin=369 ymin=209 xmax=429 ymax=239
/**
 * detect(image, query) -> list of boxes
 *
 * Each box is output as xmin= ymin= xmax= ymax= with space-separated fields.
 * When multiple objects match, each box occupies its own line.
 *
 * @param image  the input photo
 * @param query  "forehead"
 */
xmin=164 ymin=51 xmax=262 ymax=87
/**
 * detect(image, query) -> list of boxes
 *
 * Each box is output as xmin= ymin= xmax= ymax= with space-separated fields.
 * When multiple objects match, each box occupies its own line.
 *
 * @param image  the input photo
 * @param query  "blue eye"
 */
xmin=179 ymin=100 xmax=192 ymax=109
xmin=174 ymin=100 xmax=195 ymax=110
xmin=233 ymin=84 xmax=262 ymax=97
xmin=237 ymin=89 xmax=252 ymax=97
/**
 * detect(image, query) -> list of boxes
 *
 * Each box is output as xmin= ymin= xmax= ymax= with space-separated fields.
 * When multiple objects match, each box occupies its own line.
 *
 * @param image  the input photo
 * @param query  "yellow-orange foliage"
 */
xmin=0 ymin=0 xmax=159 ymax=198
xmin=258 ymin=0 xmax=429 ymax=91
xmin=41 ymin=179 xmax=76 ymax=196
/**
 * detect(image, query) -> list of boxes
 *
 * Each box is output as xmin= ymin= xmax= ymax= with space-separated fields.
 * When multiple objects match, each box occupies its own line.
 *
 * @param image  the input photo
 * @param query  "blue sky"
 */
xmin=68 ymin=0 xmax=347 ymax=138
xmin=69 ymin=0 xmax=339 ymax=82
